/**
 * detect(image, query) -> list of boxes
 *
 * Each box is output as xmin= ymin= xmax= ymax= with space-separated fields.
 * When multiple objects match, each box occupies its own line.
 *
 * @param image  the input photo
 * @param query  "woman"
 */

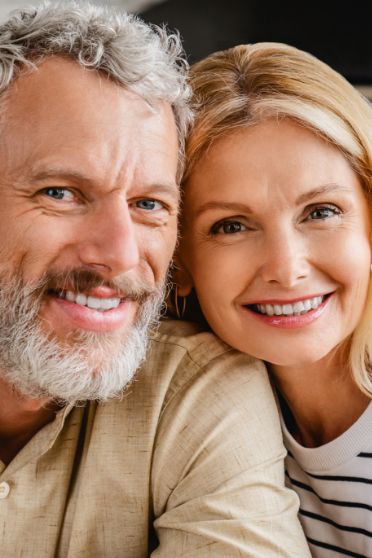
xmin=175 ymin=43 xmax=372 ymax=557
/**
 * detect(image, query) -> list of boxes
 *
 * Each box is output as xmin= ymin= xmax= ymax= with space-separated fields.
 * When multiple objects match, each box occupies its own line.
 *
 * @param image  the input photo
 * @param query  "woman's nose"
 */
xmin=260 ymin=228 xmax=309 ymax=288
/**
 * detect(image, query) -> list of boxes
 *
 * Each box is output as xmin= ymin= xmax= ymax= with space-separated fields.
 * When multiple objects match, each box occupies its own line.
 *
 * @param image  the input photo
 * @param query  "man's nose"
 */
xmin=260 ymin=227 xmax=309 ymax=287
xmin=77 ymin=198 xmax=140 ymax=277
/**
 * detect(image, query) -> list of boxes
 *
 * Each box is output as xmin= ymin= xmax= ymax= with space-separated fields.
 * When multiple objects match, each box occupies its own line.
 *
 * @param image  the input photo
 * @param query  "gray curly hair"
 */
xmin=0 ymin=0 xmax=192 ymax=176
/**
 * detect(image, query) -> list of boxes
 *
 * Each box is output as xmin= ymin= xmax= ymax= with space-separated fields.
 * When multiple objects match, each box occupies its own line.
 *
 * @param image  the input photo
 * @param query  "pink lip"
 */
xmin=242 ymin=295 xmax=331 ymax=329
xmin=47 ymin=295 xmax=136 ymax=332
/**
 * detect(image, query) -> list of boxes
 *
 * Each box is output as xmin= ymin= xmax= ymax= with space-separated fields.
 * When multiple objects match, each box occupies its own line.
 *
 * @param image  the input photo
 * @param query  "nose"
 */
xmin=260 ymin=226 xmax=309 ymax=287
xmin=77 ymin=197 xmax=140 ymax=277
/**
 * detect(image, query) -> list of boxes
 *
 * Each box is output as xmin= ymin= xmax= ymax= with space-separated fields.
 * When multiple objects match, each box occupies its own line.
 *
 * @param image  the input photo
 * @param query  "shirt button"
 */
xmin=0 ymin=481 xmax=10 ymax=499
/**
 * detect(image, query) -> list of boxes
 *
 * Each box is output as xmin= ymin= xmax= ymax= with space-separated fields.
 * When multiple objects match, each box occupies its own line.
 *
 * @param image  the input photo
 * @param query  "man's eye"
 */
xmin=211 ymin=220 xmax=247 ymax=235
xmin=135 ymin=199 xmax=164 ymax=211
xmin=306 ymin=205 xmax=341 ymax=220
xmin=42 ymin=187 xmax=74 ymax=201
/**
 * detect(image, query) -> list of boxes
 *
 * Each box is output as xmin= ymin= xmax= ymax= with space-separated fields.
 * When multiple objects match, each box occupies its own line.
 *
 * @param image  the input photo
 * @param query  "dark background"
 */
xmin=142 ymin=0 xmax=372 ymax=86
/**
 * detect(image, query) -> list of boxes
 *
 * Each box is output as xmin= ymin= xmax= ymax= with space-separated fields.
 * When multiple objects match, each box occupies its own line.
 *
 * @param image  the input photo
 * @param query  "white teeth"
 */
xmin=61 ymin=290 xmax=121 ymax=311
xmin=266 ymin=304 xmax=274 ymax=316
xmin=256 ymin=295 xmax=324 ymax=316
xmin=86 ymin=296 xmax=103 ymax=310
xmin=311 ymin=296 xmax=322 ymax=309
xmin=86 ymin=296 xmax=120 ymax=311
xmin=293 ymin=301 xmax=304 ymax=315
xmin=101 ymin=298 xmax=120 ymax=310
xmin=75 ymin=294 xmax=87 ymax=306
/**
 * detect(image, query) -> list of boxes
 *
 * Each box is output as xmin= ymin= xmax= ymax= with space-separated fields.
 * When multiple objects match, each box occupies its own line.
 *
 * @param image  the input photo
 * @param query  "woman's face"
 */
xmin=179 ymin=118 xmax=371 ymax=367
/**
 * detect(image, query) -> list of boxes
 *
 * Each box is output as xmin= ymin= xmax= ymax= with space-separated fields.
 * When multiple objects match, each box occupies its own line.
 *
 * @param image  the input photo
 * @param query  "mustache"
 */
xmin=27 ymin=268 xmax=158 ymax=303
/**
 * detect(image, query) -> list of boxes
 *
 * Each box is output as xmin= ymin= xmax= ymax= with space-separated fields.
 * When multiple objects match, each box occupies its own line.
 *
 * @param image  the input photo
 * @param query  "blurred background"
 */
xmin=0 ymin=0 xmax=371 ymax=99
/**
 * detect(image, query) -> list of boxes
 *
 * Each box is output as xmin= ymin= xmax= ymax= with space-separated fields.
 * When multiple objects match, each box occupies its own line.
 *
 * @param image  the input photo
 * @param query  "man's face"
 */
xmin=0 ymin=57 xmax=179 ymax=401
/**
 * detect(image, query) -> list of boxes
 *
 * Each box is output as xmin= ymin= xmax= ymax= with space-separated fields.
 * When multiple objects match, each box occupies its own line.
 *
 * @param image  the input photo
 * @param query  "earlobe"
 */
xmin=172 ymin=257 xmax=193 ymax=297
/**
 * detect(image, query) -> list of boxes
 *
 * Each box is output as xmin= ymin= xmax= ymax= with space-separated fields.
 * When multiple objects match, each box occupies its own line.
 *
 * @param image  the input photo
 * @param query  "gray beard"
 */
xmin=0 ymin=274 xmax=164 ymax=404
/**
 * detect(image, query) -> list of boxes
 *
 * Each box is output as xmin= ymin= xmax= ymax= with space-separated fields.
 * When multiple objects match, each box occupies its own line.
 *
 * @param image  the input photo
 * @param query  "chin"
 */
xmin=262 ymin=349 xmax=331 ymax=369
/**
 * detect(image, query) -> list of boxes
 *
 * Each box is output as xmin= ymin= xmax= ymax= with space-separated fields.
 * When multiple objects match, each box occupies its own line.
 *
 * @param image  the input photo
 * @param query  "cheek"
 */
xmin=335 ymin=234 xmax=371 ymax=290
xmin=0 ymin=215 xmax=80 ymax=278
xmin=326 ymin=233 xmax=371 ymax=328
xmin=142 ymin=224 xmax=177 ymax=281
xmin=190 ymin=249 xmax=248 ymax=310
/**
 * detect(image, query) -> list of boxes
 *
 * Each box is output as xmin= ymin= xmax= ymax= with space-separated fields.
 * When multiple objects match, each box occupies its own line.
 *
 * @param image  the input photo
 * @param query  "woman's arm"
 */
xmin=151 ymin=348 xmax=310 ymax=557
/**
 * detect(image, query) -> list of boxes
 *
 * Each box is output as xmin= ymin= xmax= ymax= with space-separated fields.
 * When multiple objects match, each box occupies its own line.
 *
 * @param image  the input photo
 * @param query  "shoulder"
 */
xmin=146 ymin=320 xmax=281 ymax=455
xmin=149 ymin=322 xmax=288 ymax=515
xmin=151 ymin=318 xmax=249 ymax=359
xmin=147 ymin=319 xmax=268 ymax=395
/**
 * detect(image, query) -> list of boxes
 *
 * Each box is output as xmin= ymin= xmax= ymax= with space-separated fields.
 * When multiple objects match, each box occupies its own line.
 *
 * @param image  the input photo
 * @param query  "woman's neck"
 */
xmin=270 ymin=355 xmax=370 ymax=448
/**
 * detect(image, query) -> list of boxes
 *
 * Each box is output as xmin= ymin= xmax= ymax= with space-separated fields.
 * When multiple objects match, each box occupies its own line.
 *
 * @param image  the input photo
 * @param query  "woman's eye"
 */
xmin=211 ymin=220 xmax=247 ymax=235
xmin=306 ymin=205 xmax=341 ymax=220
xmin=135 ymin=199 xmax=164 ymax=211
xmin=42 ymin=187 xmax=74 ymax=201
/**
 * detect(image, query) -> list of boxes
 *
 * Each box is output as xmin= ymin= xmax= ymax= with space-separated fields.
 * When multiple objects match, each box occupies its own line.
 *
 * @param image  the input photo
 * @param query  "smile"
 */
xmin=55 ymin=290 xmax=122 ymax=312
xmin=243 ymin=293 xmax=333 ymax=329
xmin=45 ymin=287 xmax=136 ymax=333
xmin=253 ymin=295 xmax=324 ymax=316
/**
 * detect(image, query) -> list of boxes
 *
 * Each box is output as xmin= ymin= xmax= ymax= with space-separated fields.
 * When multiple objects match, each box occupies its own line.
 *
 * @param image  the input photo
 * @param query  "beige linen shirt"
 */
xmin=0 ymin=320 xmax=310 ymax=557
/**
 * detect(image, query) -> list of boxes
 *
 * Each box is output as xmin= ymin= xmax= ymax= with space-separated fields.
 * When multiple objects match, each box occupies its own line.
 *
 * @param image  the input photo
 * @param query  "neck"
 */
xmin=270 ymin=354 xmax=370 ymax=448
xmin=0 ymin=375 xmax=60 ymax=464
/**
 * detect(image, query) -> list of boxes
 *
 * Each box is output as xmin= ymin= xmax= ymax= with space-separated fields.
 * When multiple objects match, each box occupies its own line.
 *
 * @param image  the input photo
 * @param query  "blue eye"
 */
xmin=42 ymin=187 xmax=72 ymax=200
xmin=211 ymin=220 xmax=247 ymax=235
xmin=135 ymin=199 xmax=163 ymax=211
xmin=307 ymin=205 xmax=341 ymax=220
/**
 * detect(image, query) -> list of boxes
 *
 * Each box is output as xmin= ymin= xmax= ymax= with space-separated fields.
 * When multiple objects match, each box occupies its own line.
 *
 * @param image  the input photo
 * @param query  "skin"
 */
xmin=178 ymin=118 xmax=371 ymax=447
xmin=0 ymin=57 xmax=179 ymax=462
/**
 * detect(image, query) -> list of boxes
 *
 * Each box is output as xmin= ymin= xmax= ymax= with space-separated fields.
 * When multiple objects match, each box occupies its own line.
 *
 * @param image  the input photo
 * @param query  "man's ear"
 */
xmin=172 ymin=256 xmax=194 ymax=297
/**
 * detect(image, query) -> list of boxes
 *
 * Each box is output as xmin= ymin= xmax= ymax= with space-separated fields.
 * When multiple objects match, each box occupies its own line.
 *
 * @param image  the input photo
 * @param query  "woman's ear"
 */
xmin=173 ymin=255 xmax=194 ymax=297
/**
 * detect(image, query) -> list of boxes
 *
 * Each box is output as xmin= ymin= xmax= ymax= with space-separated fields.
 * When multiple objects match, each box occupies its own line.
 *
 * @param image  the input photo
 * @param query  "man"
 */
xmin=0 ymin=2 xmax=309 ymax=557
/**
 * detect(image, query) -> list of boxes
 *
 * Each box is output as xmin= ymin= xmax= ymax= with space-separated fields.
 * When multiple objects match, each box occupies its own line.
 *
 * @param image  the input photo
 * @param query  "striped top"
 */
xmin=281 ymin=401 xmax=372 ymax=558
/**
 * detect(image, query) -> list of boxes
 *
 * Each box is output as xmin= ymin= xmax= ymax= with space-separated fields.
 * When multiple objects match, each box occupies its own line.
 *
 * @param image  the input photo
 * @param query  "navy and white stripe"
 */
xmin=281 ymin=402 xmax=372 ymax=557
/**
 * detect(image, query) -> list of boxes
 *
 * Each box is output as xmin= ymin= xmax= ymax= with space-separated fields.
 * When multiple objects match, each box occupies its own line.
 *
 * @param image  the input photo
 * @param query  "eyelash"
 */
xmin=210 ymin=219 xmax=247 ymax=235
xmin=40 ymin=189 xmax=167 ymax=212
xmin=134 ymin=199 xmax=165 ymax=211
xmin=210 ymin=204 xmax=342 ymax=236
xmin=42 ymin=187 xmax=75 ymax=201
xmin=305 ymin=204 xmax=342 ymax=220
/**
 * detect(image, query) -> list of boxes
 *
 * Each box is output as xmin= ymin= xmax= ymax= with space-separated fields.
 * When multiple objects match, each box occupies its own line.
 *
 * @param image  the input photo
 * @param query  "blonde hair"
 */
xmin=184 ymin=42 xmax=372 ymax=395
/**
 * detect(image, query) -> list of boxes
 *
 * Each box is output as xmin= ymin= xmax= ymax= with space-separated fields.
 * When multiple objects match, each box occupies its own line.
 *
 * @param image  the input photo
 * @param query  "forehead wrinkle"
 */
xmin=30 ymin=168 xmax=95 ymax=185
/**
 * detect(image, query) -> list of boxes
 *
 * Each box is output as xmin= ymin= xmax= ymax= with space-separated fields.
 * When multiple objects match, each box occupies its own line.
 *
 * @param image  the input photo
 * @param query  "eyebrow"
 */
xmin=195 ymin=201 xmax=254 ymax=218
xmin=30 ymin=168 xmax=98 ymax=186
xmin=295 ymin=183 xmax=354 ymax=204
xmin=195 ymin=183 xmax=354 ymax=217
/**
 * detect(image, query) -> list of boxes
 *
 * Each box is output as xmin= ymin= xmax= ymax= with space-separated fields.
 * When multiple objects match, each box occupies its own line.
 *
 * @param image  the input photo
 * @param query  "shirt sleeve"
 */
xmin=150 ymin=350 xmax=310 ymax=557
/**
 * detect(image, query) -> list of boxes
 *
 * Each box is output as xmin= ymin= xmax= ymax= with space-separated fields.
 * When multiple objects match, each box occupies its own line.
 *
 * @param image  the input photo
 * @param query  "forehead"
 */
xmin=0 ymin=56 xmax=179 ymax=189
xmin=186 ymin=119 xmax=363 ymax=206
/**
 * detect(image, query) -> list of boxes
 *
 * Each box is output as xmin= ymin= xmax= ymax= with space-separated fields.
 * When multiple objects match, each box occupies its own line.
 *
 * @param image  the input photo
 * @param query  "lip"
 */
xmin=241 ymin=293 xmax=332 ymax=329
xmin=45 ymin=294 xmax=137 ymax=332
